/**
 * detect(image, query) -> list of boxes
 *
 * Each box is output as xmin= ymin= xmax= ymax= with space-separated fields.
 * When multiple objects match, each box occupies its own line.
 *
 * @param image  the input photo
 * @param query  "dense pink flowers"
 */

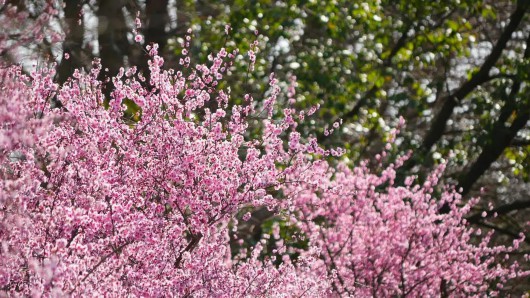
xmin=287 ymin=158 xmax=527 ymax=296
xmin=0 ymin=46 xmax=331 ymax=295
xmin=0 ymin=18 xmax=528 ymax=296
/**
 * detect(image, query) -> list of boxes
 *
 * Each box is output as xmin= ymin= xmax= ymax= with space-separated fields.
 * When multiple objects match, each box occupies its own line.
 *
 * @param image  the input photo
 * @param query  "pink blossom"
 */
xmin=243 ymin=212 xmax=252 ymax=221
xmin=0 ymin=21 xmax=527 ymax=297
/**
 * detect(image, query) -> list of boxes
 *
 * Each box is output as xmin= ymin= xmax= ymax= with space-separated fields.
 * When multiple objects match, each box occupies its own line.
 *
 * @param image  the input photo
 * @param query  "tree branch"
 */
xmin=466 ymin=199 xmax=530 ymax=223
xmin=419 ymin=1 xmax=529 ymax=154
xmin=511 ymin=138 xmax=530 ymax=147
xmin=456 ymin=29 xmax=530 ymax=197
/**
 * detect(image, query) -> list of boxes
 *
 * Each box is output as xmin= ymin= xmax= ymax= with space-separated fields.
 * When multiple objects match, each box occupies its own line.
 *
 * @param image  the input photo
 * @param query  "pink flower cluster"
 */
xmin=0 ymin=21 xmax=528 ymax=297
xmin=287 ymin=155 xmax=528 ymax=296
xmin=0 ymin=44 xmax=331 ymax=295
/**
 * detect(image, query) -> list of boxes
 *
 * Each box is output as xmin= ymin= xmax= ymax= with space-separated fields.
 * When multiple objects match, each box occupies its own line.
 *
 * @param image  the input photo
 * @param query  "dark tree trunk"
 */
xmin=57 ymin=0 xmax=84 ymax=84
xmin=97 ymin=0 xmax=129 ymax=99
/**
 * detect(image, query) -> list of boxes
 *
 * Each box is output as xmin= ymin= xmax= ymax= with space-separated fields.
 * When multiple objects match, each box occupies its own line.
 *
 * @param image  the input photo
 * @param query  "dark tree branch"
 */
xmin=467 ymin=200 xmax=530 ymax=223
xmin=323 ymin=84 xmax=378 ymax=139
xmin=174 ymin=232 xmax=203 ymax=268
xmin=511 ymin=138 xmax=530 ymax=147
xmin=330 ymin=7 xmax=460 ymax=139
xmin=472 ymin=220 xmax=530 ymax=245
xmin=456 ymin=30 xmax=530 ymax=197
xmin=419 ymin=1 xmax=529 ymax=155
xmin=457 ymin=84 xmax=525 ymax=197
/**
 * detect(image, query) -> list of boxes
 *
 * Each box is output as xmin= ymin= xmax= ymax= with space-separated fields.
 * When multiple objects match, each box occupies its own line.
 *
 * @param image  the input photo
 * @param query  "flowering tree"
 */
xmin=0 ymin=6 xmax=529 ymax=296
xmin=286 ymin=144 xmax=528 ymax=296
xmin=0 ymin=37 xmax=332 ymax=295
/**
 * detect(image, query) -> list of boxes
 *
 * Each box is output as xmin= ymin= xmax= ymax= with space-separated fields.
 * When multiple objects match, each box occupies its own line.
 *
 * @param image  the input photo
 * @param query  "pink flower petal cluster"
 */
xmin=285 ymin=149 xmax=528 ymax=296
xmin=0 ymin=26 xmax=527 ymax=296
xmin=0 ymin=45 xmax=330 ymax=295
